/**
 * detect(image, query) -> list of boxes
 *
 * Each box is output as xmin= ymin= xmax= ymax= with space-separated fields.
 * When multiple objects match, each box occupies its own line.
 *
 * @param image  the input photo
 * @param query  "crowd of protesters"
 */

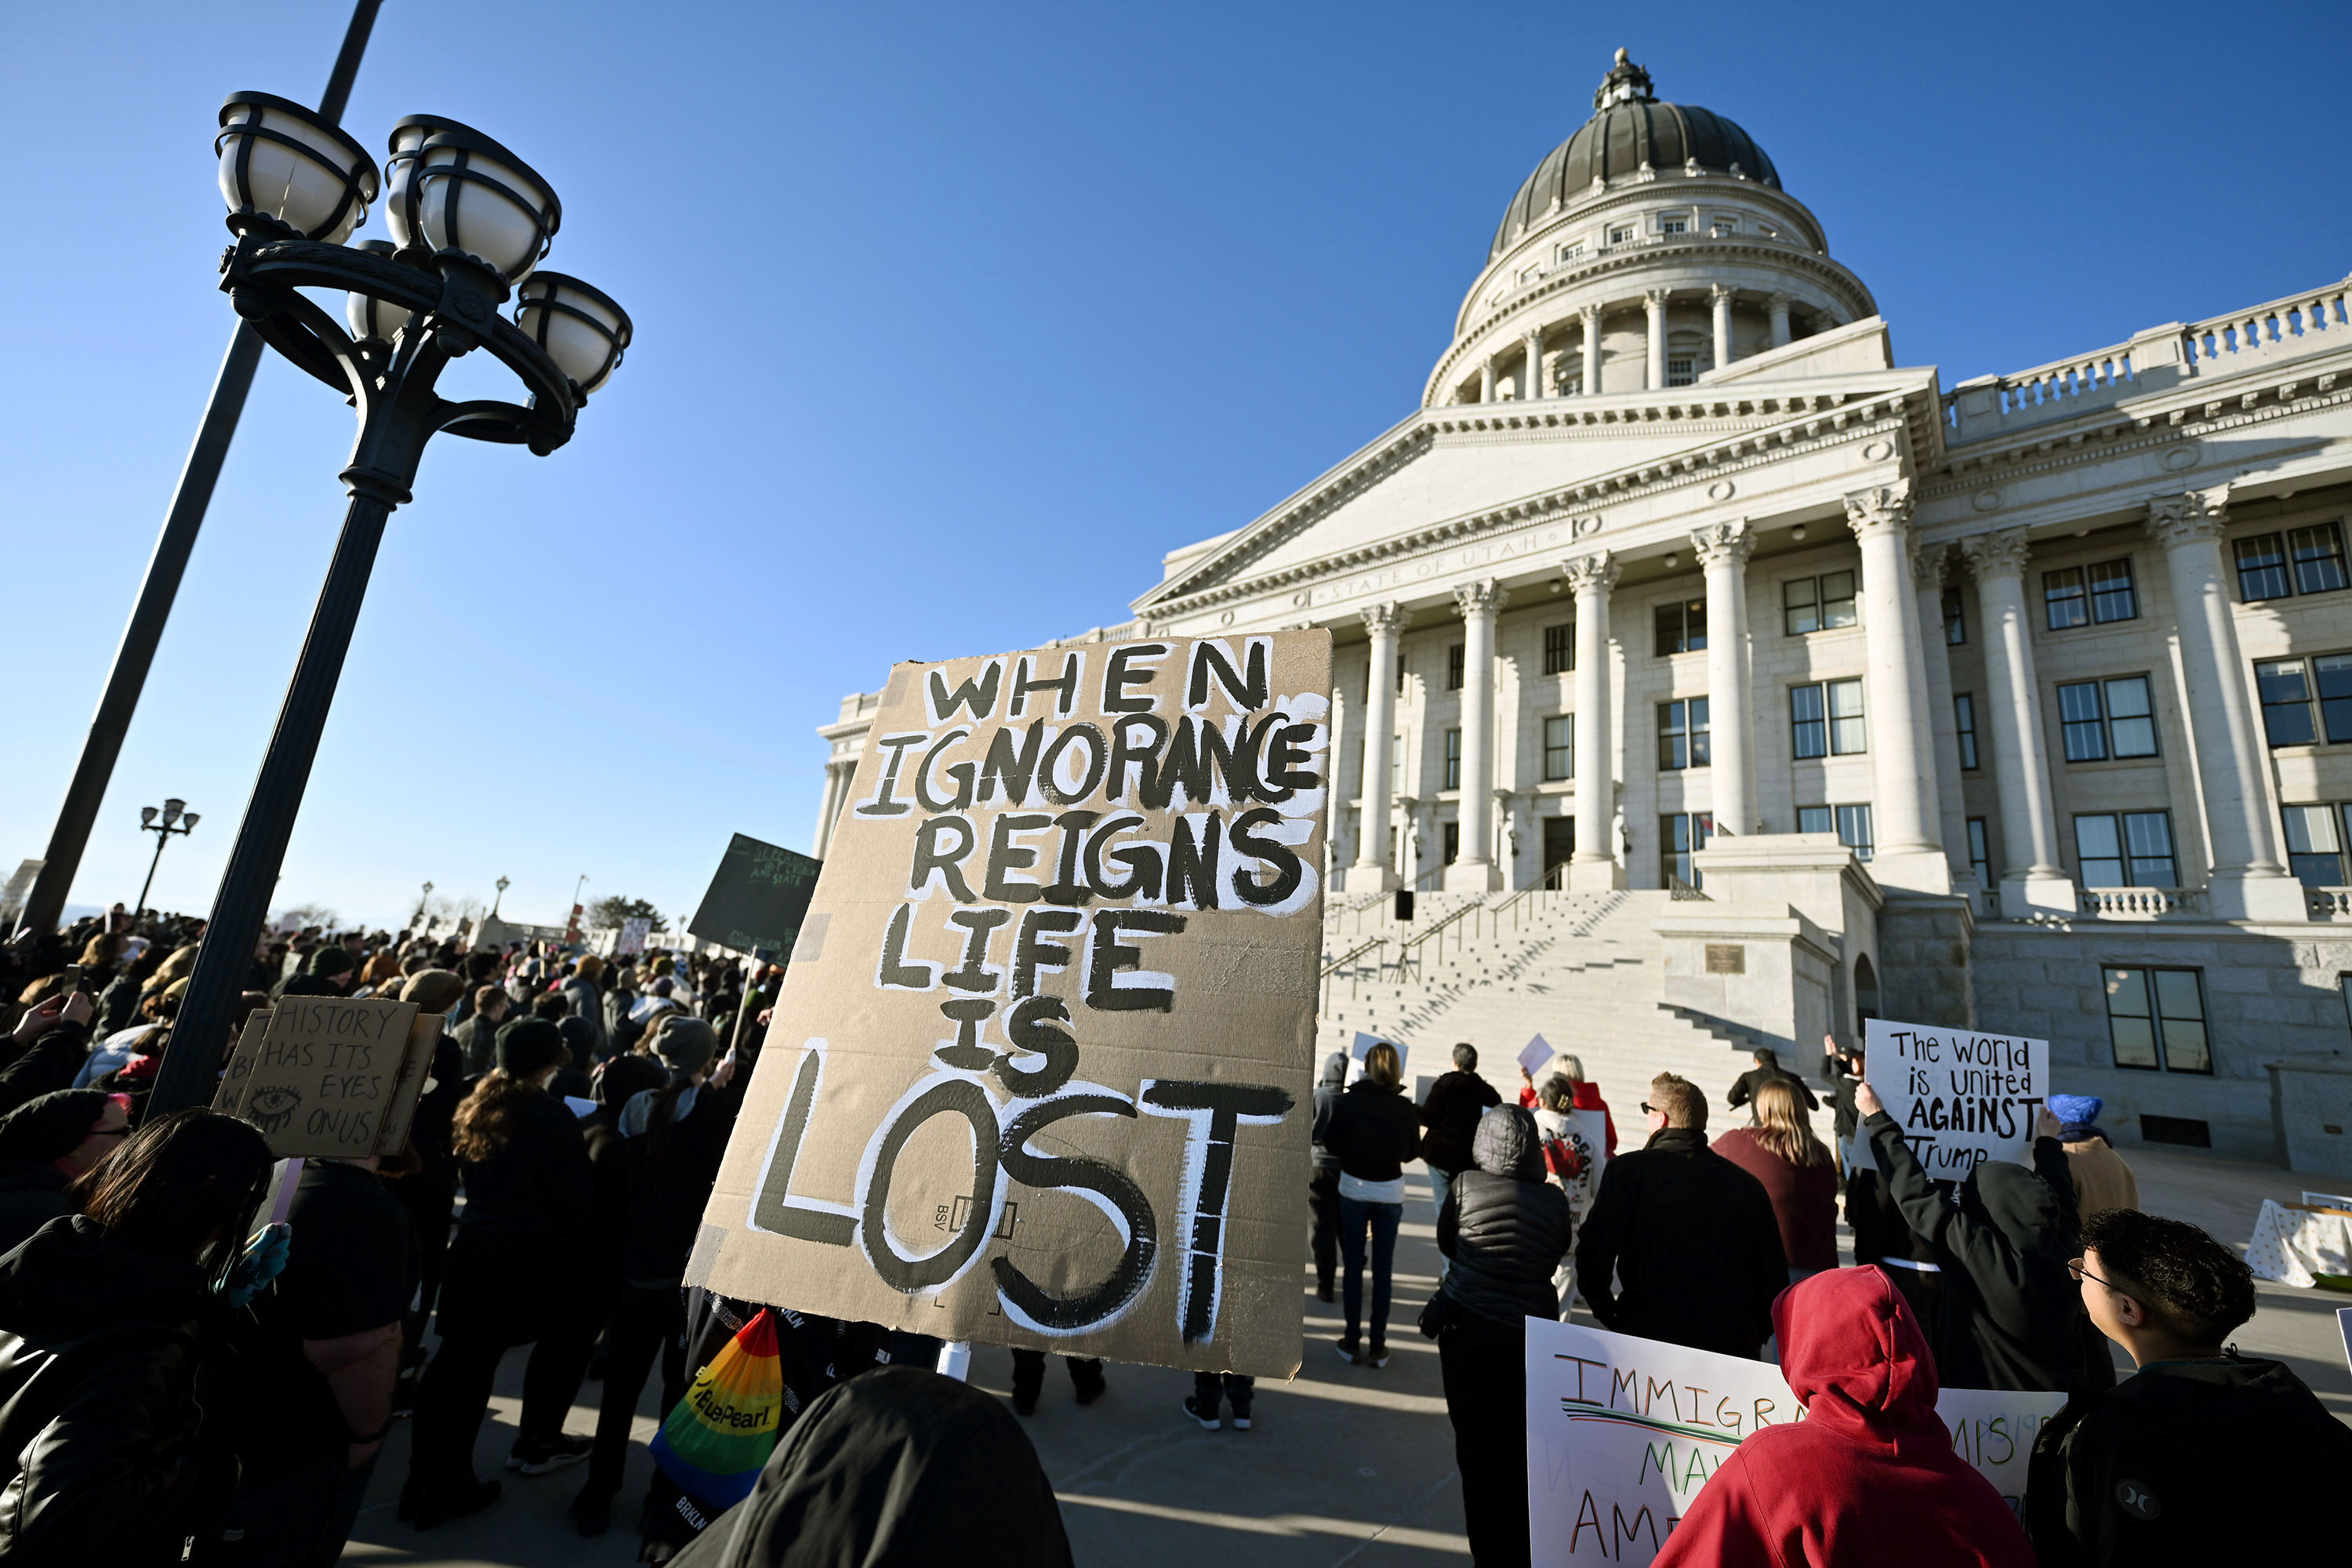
xmin=1 ymin=900 xmax=2346 ymax=1567
xmin=1327 ymin=1031 xmax=2352 ymax=1566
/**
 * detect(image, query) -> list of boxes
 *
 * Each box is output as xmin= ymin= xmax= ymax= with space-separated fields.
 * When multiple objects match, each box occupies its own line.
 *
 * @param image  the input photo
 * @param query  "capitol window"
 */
xmin=2043 ymin=558 xmax=2137 ymax=629
xmin=1542 ymin=622 xmax=1573 ymax=674
xmin=1665 ymin=357 xmax=1697 ymax=387
xmin=1783 ymin=571 xmax=1857 ymax=635
xmin=1710 ymin=217 xmax=1737 ymax=237
xmin=1791 ymin=679 xmax=1865 ymax=758
xmin=1443 ymin=728 xmax=1461 ymax=789
xmin=2281 ymin=803 xmax=2352 ymax=884
xmin=1657 ymin=698 xmax=1710 ymax=769
xmin=1659 ymin=214 xmax=1688 ymax=235
xmin=2256 ymin=655 xmax=2352 ymax=746
xmin=2234 ymin=521 xmax=2349 ymax=601
xmin=1446 ymin=643 xmax=1465 ymax=691
xmin=1608 ymin=224 xmax=1633 ymax=245
xmin=2056 ymin=677 xmax=2158 ymax=762
xmin=1558 ymin=240 xmax=1586 ymax=263
xmin=1942 ymin=585 xmax=1966 ymax=644
xmin=1955 ymin=693 xmax=1980 ymax=769
xmin=1966 ymin=818 xmax=1991 ymax=884
xmin=1797 ymin=804 xmax=1874 ymax=861
xmin=1655 ymin=597 xmax=1707 ymax=655
xmin=1543 ymin=714 xmax=1573 ymax=781
xmin=2103 ymin=966 xmax=2210 ymax=1075
xmin=1661 ymin=812 xmax=1714 ymax=887
xmin=2075 ymin=811 xmax=2178 ymax=887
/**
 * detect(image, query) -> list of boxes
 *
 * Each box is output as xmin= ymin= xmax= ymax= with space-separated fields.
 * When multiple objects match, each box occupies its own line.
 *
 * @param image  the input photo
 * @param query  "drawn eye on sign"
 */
xmin=695 ymin=631 xmax=1334 ymax=1377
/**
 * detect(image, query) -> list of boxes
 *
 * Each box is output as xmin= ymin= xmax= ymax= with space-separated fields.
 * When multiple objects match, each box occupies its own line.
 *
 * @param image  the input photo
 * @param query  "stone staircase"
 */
xmin=1316 ymin=887 xmax=1759 ymax=1108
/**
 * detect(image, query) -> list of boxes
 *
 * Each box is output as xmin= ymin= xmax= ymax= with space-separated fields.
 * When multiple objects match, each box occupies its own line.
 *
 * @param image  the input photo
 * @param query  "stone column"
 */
xmin=1581 ymin=305 xmax=1602 ymax=395
xmin=1480 ymin=358 xmax=1496 ymax=403
xmin=2147 ymin=489 xmax=2307 ymax=920
xmin=1693 ymin=521 xmax=1756 ymax=836
xmin=1843 ymin=482 xmax=1949 ymax=892
xmin=1563 ymin=552 xmax=1624 ymax=890
xmin=1767 ymin=293 xmax=1792 ymax=348
xmin=1525 ymin=329 xmax=1544 ymax=401
xmin=1912 ymin=543 xmax=1974 ymax=887
xmin=815 ymin=757 xmax=860 ymax=858
xmin=1351 ymin=602 xmax=1410 ymax=891
xmin=1446 ymin=579 xmax=1507 ymax=891
xmin=1709 ymin=285 xmax=1733 ymax=370
xmin=1643 ymin=291 xmax=1668 ymax=390
xmin=1959 ymin=529 xmax=2074 ymax=916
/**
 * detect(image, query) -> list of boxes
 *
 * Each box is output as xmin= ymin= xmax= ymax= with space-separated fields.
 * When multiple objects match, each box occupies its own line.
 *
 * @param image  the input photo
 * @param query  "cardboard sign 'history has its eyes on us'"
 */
xmin=693 ymin=631 xmax=1333 ymax=1376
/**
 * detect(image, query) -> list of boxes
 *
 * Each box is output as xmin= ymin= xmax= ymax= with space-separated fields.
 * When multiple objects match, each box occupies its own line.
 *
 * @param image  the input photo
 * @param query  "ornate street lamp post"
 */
xmin=133 ymin=800 xmax=200 ymax=920
xmin=155 ymin=96 xmax=631 ymax=1115
xmin=492 ymin=875 xmax=510 ymax=916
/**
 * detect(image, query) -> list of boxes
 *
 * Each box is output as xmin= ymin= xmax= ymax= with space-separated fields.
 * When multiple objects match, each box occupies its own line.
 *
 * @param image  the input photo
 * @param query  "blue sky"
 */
xmin=5 ymin=1 xmax=2344 ymax=934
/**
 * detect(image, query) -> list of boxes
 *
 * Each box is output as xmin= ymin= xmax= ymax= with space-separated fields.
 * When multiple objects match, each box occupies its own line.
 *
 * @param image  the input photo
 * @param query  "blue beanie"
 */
xmin=2047 ymin=1094 xmax=2102 ymax=1127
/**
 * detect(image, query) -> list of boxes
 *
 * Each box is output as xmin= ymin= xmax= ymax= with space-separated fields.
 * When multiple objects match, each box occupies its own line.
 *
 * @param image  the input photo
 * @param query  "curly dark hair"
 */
xmin=2082 ymin=1208 xmax=2256 ymax=1342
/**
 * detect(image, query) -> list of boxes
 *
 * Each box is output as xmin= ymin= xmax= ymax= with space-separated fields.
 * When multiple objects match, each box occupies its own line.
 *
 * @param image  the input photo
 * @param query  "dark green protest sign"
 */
xmin=688 ymin=833 xmax=821 ymax=961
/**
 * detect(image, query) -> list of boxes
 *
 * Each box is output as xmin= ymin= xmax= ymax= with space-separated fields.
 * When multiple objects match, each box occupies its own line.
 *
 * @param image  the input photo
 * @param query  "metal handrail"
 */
xmin=1319 ymin=936 xmax=1385 ymax=978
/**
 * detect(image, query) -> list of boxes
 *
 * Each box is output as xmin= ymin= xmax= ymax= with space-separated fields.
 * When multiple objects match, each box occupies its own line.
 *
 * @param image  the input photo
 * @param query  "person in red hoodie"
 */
xmin=1515 ymin=1051 xmax=1616 ymax=1156
xmin=1653 ymin=1268 xmax=2034 ymax=1568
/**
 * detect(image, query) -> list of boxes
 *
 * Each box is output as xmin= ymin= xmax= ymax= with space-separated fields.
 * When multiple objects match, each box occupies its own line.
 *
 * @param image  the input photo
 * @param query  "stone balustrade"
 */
xmin=1941 ymin=272 xmax=2351 ymax=442
xmin=2309 ymin=887 xmax=2352 ymax=920
xmin=2077 ymin=887 xmax=2208 ymax=920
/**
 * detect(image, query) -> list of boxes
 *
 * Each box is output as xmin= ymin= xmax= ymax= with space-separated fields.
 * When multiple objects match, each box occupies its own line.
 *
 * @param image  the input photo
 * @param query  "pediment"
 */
xmin=1134 ymin=373 xmax=1936 ymax=616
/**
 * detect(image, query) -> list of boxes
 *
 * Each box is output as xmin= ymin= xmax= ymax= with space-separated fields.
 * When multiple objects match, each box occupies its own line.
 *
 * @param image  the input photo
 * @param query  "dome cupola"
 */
xmin=1490 ymin=50 xmax=1780 ymax=263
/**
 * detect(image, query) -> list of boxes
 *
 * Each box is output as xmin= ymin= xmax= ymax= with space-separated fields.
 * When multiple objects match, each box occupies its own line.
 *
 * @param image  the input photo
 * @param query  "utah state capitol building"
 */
xmin=815 ymin=51 xmax=2352 ymax=1174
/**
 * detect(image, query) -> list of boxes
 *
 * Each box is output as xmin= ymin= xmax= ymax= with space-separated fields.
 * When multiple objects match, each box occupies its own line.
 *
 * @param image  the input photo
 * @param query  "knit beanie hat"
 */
xmin=309 ymin=944 xmax=358 ymax=977
xmin=401 ymin=967 xmax=466 ymax=1015
xmin=557 ymin=1014 xmax=600 ymax=1063
xmin=0 ymin=1090 xmax=115 ymax=1165
xmin=654 ymin=1016 xmax=720 ymax=1077
xmin=495 ymin=1017 xmax=569 ymax=1077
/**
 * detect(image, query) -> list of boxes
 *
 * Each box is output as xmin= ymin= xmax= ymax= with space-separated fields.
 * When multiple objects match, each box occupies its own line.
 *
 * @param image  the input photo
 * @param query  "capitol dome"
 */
xmin=1426 ymin=49 xmax=1873 ymax=410
xmin=1489 ymin=53 xmax=1779 ymax=263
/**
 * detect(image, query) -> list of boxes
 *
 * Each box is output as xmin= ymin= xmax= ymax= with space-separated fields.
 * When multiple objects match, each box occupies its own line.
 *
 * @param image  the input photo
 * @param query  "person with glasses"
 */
xmin=1855 ymin=1083 xmax=2097 ymax=1392
xmin=0 ymin=1088 xmax=132 ymax=1252
xmin=2026 ymin=1208 xmax=2352 ymax=1564
xmin=1574 ymin=1073 xmax=1788 ymax=1359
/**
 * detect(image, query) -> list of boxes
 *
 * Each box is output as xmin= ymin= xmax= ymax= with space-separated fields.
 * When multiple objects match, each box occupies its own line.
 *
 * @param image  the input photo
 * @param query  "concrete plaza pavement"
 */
xmin=347 ymin=1142 xmax=2351 ymax=1568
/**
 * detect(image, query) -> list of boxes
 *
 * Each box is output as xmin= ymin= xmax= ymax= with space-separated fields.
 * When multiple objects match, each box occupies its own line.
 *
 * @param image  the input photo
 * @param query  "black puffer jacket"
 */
xmin=1321 ymin=1080 xmax=1421 ymax=1185
xmin=1437 ymin=1106 xmax=1574 ymax=1324
xmin=0 ymin=1216 xmax=233 ymax=1565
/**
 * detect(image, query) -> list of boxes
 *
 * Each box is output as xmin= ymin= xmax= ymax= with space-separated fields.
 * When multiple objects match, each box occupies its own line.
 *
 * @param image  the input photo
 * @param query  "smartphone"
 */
xmin=60 ymin=964 xmax=85 ymax=996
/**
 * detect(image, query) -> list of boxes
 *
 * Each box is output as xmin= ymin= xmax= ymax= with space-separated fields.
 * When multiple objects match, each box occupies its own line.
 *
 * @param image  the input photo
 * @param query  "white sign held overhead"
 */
xmin=1864 ymin=1017 xmax=2051 ymax=1180
xmin=1519 ymin=1033 xmax=1554 ymax=1076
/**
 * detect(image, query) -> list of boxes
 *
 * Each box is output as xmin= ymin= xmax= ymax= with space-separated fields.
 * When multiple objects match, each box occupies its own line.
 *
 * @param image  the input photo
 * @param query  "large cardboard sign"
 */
xmin=689 ymin=833 xmax=822 ymax=962
xmin=1864 ymin=1017 xmax=2051 ymax=1178
xmin=213 ymin=998 xmax=440 ymax=1158
xmin=1526 ymin=1319 xmax=2063 ymax=1561
xmin=693 ymin=632 xmax=1334 ymax=1377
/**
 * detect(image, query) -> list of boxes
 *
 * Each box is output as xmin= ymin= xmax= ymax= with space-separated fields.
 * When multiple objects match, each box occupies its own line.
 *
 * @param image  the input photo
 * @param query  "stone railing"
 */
xmin=2078 ymin=887 xmax=2208 ymax=920
xmin=1942 ymin=273 xmax=2351 ymax=442
xmin=2183 ymin=279 xmax=2350 ymax=371
xmin=2309 ymin=887 xmax=2352 ymax=920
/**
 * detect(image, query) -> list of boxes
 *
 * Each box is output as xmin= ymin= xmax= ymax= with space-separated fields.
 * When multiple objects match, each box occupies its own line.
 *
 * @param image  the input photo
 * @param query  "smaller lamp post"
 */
xmin=492 ymin=876 xmax=510 ymax=916
xmin=133 ymin=800 xmax=200 ymax=920
xmin=412 ymin=880 xmax=434 ymax=928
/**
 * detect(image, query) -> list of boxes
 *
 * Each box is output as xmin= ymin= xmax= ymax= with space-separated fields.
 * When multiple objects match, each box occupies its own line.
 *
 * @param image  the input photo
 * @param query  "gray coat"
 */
xmin=1437 ymin=1105 xmax=1575 ymax=1325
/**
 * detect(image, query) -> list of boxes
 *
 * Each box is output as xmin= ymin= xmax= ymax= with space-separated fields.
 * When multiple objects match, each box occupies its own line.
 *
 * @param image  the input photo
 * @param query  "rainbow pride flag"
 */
xmin=649 ymin=1307 xmax=785 ymax=1509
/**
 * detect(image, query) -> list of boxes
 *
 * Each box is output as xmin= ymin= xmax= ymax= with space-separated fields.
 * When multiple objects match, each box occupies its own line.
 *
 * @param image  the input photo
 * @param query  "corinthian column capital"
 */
xmin=1842 ymin=479 xmax=1915 ymax=540
xmin=1560 ymin=551 xmax=1621 ymax=597
xmin=1691 ymin=520 xmax=1755 ymax=568
xmin=1453 ymin=578 xmax=1509 ymax=618
xmin=2146 ymin=485 xmax=2230 ymax=549
xmin=1959 ymin=527 xmax=2031 ymax=580
xmin=1359 ymin=601 xmax=1413 ymax=637
xmin=1909 ymin=539 xmax=1952 ymax=587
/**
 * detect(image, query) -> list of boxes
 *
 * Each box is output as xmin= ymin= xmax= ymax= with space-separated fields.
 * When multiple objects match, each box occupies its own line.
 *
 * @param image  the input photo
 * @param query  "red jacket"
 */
xmin=1517 ymin=1080 xmax=1617 ymax=1156
xmin=1654 ymin=1269 xmax=2033 ymax=1568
